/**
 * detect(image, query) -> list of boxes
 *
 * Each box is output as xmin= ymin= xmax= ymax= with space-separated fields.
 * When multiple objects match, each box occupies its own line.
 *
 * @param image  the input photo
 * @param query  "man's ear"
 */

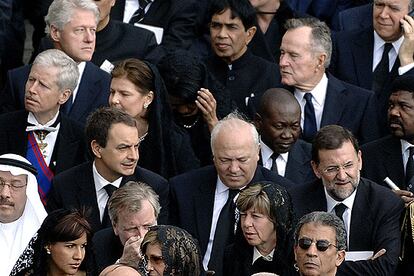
xmin=336 ymin=250 xmax=346 ymax=267
xmin=50 ymin=25 xmax=60 ymax=43
xmin=311 ymin=160 xmax=322 ymax=179
xmin=91 ymin=140 xmax=102 ymax=158
xmin=245 ymin=26 xmax=257 ymax=45
xmin=58 ymin=89 xmax=72 ymax=105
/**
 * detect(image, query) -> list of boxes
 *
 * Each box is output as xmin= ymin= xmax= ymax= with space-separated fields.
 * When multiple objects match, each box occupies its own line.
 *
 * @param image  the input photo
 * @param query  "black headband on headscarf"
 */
xmin=0 ymin=158 xmax=38 ymax=175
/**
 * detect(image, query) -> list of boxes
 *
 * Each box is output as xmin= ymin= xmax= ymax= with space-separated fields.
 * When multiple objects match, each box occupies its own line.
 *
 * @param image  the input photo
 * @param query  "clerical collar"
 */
xmin=252 ymin=246 xmax=274 ymax=264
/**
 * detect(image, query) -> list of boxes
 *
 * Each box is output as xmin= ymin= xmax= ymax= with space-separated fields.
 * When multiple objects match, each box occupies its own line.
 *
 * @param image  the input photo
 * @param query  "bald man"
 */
xmin=255 ymin=88 xmax=316 ymax=185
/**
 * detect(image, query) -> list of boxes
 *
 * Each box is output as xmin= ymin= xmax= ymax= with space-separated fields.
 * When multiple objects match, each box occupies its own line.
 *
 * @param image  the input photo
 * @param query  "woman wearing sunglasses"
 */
xmin=223 ymin=181 xmax=296 ymax=276
xmin=140 ymin=225 xmax=203 ymax=275
xmin=293 ymin=211 xmax=346 ymax=276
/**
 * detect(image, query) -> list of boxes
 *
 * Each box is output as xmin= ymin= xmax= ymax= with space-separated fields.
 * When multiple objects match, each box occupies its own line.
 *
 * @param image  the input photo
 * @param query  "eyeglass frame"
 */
xmin=320 ymin=161 xmax=357 ymax=176
xmin=0 ymin=177 xmax=27 ymax=191
xmin=297 ymin=237 xmax=338 ymax=252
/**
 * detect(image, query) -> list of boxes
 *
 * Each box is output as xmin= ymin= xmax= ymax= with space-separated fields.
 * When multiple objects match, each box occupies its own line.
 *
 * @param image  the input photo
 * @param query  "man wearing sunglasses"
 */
xmin=290 ymin=125 xmax=404 ymax=275
xmin=294 ymin=211 xmax=346 ymax=276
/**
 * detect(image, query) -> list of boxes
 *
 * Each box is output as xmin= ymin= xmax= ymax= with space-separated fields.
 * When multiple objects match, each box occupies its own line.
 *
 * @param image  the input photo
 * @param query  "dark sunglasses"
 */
xmin=298 ymin=237 xmax=337 ymax=252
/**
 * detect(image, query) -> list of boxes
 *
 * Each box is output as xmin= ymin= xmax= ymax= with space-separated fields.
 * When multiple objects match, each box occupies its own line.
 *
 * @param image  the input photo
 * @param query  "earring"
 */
xmin=144 ymin=103 xmax=149 ymax=109
xmin=46 ymin=248 xmax=51 ymax=255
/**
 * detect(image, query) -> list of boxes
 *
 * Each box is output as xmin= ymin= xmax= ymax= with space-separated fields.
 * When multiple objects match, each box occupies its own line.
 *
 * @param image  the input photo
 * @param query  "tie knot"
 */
xmin=271 ymin=153 xmax=279 ymax=162
xmin=138 ymin=0 xmax=150 ymax=8
xmin=408 ymin=146 xmax=414 ymax=157
xmin=304 ymin=93 xmax=313 ymax=102
xmin=228 ymin=189 xmax=239 ymax=200
xmin=383 ymin=43 xmax=393 ymax=54
xmin=104 ymin=184 xmax=117 ymax=198
xmin=334 ymin=203 xmax=347 ymax=218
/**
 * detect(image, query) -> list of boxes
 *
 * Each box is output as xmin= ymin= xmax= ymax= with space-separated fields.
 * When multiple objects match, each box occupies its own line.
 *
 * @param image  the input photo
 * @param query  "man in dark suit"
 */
xmin=254 ymin=88 xmax=316 ymax=185
xmin=290 ymin=125 xmax=404 ymax=275
xmin=110 ymin=0 xmax=197 ymax=62
xmin=332 ymin=3 xmax=373 ymax=31
xmin=280 ymin=17 xmax=380 ymax=144
xmin=0 ymin=0 xmax=110 ymax=126
xmin=206 ymin=0 xmax=281 ymax=119
xmin=47 ymin=107 xmax=169 ymax=233
xmin=0 ymin=49 xmax=87 ymax=205
xmin=92 ymin=181 xmax=160 ymax=273
xmin=169 ymin=112 xmax=295 ymax=276
xmin=330 ymin=0 xmax=414 ymax=134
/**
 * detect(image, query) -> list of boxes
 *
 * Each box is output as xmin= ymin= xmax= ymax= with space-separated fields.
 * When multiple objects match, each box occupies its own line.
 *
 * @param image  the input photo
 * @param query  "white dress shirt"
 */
xmin=27 ymin=112 xmax=60 ymax=166
xmin=325 ymin=187 xmax=357 ymax=247
xmin=260 ymin=139 xmax=288 ymax=176
xmin=401 ymin=139 xmax=414 ymax=175
xmin=294 ymin=73 xmax=328 ymax=131
xmin=92 ymin=162 xmax=122 ymax=222
xmin=252 ymin=246 xmax=274 ymax=264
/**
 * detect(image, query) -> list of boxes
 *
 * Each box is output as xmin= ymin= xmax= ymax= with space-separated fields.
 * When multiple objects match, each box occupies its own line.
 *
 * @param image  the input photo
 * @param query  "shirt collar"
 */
xmin=27 ymin=111 xmax=60 ymax=127
xmin=260 ymin=138 xmax=289 ymax=163
xmin=373 ymin=31 xmax=404 ymax=54
xmin=252 ymin=246 xmax=274 ymax=264
xmin=92 ymin=161 xmax=122 ymax=192
xmin=325 ymin=186 xmax=357 ymax=213
xmin=401 ymin=139 xmax=414 ymax=154
xmin=294 ymin=73 xmax=327 ymax=107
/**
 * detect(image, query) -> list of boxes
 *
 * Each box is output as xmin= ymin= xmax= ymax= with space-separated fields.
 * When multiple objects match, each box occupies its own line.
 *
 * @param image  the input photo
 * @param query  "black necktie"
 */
xmin=102 ymin=184 xmax=117 ymax=227
xmin=372 ymin=43 xmax=392 ymax=93
xmin=406 ymin=147 xmax=414 ymax=192
xmin=208 ymin=189 xmax=239 ymax=273
xmin=334 ymin=203 xmax=347 ymax=223
xmin=270 ymin=153 xmax=279 ymax=174
xmin=129 ymin=0 xmax=151 ymax=24
xmin=303 ymin=93 xmax=317 ymax=141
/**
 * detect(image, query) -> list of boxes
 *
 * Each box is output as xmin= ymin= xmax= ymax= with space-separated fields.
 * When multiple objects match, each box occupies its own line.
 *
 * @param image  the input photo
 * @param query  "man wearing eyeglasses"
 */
xmin=294 ymin=211 xmax=346 ymax=276
xmin=290 ymin=124 xmax=404 ymax=275
xmin=0 ymin=153 xmax=47 ymax=276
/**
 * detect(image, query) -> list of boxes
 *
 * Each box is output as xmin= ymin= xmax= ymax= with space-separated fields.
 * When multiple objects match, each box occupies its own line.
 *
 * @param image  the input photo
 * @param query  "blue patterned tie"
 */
xmin=303 ymin=93 xmax=317 ymax=141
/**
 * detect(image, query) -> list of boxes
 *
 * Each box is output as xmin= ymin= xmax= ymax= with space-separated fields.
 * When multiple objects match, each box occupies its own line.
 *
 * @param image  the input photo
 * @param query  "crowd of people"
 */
xmin=1 ymin=0 xmax=414 ymax=275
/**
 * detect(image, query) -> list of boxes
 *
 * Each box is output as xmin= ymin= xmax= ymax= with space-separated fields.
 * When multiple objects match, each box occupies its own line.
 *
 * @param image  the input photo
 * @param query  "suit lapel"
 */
xmin=383 ymin=137 xmax=405 ymax=188
xmin=54 ymin=116 xmax=80 ymax=173
xmin=78 ymin=163 xmax=101 ymax=230
xmin=321 ymin=75 xmax=346 ymax=126
xmin=10 ymin=111 xmax=29 ymax=156
xmin=285 ymin=143 xmax=307 ymax=183
xmin=352 ymin=29 xmax=374 ymax=88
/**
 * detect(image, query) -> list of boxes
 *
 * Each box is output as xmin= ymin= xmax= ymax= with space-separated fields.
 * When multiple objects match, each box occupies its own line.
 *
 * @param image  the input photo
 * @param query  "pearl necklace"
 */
xmin=182 ymin=116 xmax=200 ymax=129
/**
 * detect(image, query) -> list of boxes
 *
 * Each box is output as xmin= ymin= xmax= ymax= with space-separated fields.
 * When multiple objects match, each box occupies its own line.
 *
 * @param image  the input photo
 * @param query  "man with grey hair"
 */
xmin=0 ymin=49 xmax=87 ymax=205
xmin=92 ymin=181 xmax=160 ymax=273
xmin=1 ymin=0 xmax=110 ymax=126
xmin=169 ymin=111 xmax=294 ymax=276
xmin=280 ymin=17 xmax=379 ymax=144
xmin=294 ymin=211 xmax=346 ymax=276
xmin=330 ymin=0 xmax=414 ymax=135
xmin=290 ymin=125 xmax=404 ymax=275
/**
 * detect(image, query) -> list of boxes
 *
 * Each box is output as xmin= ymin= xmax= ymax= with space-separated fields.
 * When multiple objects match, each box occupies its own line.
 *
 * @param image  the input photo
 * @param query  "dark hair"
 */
xmin=312 ymin=125 xmax=359 ymax=164
xmin=85 ymin=107 xmax=136 ymax=151
xmin=111 ymin=58 xmax=154 ymax=95
xmin=294 ymin=211 xmax=347 ymax=251
xmin=33 ymin=209 xmax=94 ymax=275
xmin=390 ymin=75 xmax=414 ymax=96
xmin=208 ymin=0 xmax=256 ymax=30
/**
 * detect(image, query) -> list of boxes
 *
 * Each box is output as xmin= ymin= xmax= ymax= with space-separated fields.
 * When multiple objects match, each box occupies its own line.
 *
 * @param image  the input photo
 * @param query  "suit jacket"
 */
xmin=110 ymin=0 xmax=198 ymax=63
xmin=318 ymin=73 xmax=380 ymax=144
xmin=290 ymin=177 xmax=404 ymax=276
xmin=169 ymin=165 xmax=295 ymax=275
xmin=0 ymin=62 xmax=110 ymax=125
xmin=92 ymin=227 xmax=124 ymax=274
xmin=361 ymin=135 xmax=405 ymax=189
xmin=0 ymin=110 xmax=87 ymax=174
xmin=48 ymin=162 xmax=169 ymax=233
xmin=330 ymin=27 xmax=414 ymax=133
xmin=259 ymin=139 xmax=316 ymax=185
xmin=333 ymin=3 xmax=372 ymax=31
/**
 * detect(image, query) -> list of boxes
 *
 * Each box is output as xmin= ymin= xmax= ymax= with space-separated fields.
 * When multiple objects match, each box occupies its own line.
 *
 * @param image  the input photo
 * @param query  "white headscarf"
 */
xmin=0 ymin=153 xmax=47 ymax=276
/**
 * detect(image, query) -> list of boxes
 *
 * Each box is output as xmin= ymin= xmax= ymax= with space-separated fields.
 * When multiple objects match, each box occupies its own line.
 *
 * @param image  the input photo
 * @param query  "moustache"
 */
xmin=389 ymin=118 xmax=403 ymax=126
xmin=0 ymin=199 xmax=14 ymax=206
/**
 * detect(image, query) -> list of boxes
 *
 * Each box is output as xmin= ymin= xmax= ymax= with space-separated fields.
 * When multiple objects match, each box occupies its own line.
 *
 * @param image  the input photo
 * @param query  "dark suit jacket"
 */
xmin=333 ymin=3 xmax=372 ymax=31
xmin=361 ymin=135 xmax=405 ymax=189
xmin=110 ymin=0 xmax=198 ymax=63
xmin=260 ymin=139 xmax=316 ymax=185
xmin=169 ymin=165 xmax=295 ymax=275
xmin=92 ymin=227 xmax=124 ymax=274
xmin=0 ymin=110 xmax=87 ymax=174
xmin=0 ymin=62 xmax=110 ymax=125
xmin=330 ymin=27 xmax=414 ymax=133
xmin=48 ymin=162 xmax=169 ymax=233
xmin=290 ymin=177 xmax=404 ymax=276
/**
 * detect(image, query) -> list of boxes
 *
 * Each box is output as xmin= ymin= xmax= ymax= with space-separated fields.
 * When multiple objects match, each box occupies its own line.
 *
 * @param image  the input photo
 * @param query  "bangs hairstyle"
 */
xmin=44 ymin=209 xmax=91 ymax=243
xmin=111 ymin=58 xmax=154 ymax=95
xmin=237 ymin=184 xmax=275 ymax=224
